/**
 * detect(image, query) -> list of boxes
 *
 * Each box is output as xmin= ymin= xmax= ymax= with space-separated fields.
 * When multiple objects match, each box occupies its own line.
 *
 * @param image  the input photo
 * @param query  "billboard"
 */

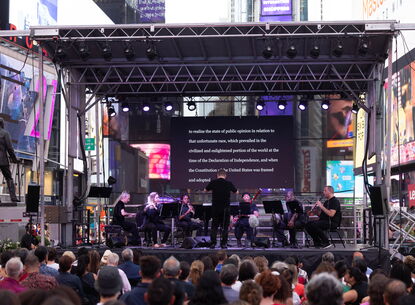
xmin=261 ymin=0 xmax=292 ymax=16
xmin=326 ymin=160 xmax=355 ymax=197
xmin=9 ymin=0 xmax=57 ymax=30
xmin=138 ymin=0 xmax=165 ymax=23
xmin=131 ymin=143 xmax=170 ymax=180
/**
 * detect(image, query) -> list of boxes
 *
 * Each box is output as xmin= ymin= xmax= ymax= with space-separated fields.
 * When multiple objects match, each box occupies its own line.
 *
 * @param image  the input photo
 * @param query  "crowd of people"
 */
xmin=0 ymin=245 xmax=414 ymax=305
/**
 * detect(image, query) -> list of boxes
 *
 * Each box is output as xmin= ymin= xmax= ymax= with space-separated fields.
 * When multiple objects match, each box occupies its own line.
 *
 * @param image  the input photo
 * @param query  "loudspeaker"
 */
xmin=26 ymin=185 xmax=40 ymax=213
xmin=369 ymin=185 xmax=389 ymax=216
xmin=194 ymin=236 xmax=211 ymax=248
xmin=253 ymin=237 xmax=270 ymax=248
xmin=181 ymin=237 xmax=197 ymax=249
xmin=106 ymin=236 xmax=125 ymax=248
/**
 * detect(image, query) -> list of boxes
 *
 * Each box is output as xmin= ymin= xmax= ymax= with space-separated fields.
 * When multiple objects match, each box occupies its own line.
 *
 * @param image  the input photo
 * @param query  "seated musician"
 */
xmin=112 ymin=191 xmax=141 ymax=245
xmin=305 ymin=186 xmax=341 ymax=249
xmin=272 ymin=191 xmax=306 ymax=248
xmin=143 ymin=192 xmax=171 ymax=248
xmin=177 ymin=194 xmax=203 ymax=237
xmin=233 ymin=193 xmax=259 ymax=248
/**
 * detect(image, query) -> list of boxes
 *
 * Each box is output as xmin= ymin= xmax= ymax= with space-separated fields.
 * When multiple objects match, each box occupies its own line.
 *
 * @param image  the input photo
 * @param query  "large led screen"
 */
xmin=326 ymin=160 xmax=355 ymax=198
xmin=170 ymin=116 xmax=294 ymax=189
xmin=131 ymin=143 xmax=170 ymax=180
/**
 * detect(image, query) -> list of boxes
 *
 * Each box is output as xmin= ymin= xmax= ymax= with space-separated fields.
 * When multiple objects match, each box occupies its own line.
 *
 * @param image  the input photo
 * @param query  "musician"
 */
xmin=177 ymin=194 xmax=203 ymax=237
xmin=272 ymin=191 xmax=306 ymax=248
xmin=143 ymin=192 xmax=171 ymax=247
xmin=205 ymin=169 xmax=238 ymax=249
xmin=112 ymin=191 xmax=141 ymax=245
xmin=233 ymin=193 xmax=259 ymax=248
xmin=305 ymin=186 xmax=341 ymax=248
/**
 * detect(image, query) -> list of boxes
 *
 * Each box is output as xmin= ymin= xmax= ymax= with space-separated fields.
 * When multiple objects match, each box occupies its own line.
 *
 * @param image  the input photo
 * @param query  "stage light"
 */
xmin=278 ymin=100 xmax=287 ymax=111
xmin=321 ymin=99 xmax=330 ymax=110
xmin=146 ymin=45 xmax=158 ymax=61
xmin=55 ymin=46 xmax=66 ymax=61
xmin=286 ymin=45 xmax=297 ymax=59
xmin=142 ymin=103 xmax=150 ymax=112
xmin=121 ymin=103 xmax=130 ymax=112
xmin=187 ymin=101 xmax=196 ymax=111
xmin=164 ymin=102 xmax=173 ymax=111
xmin=262 ymin=45 xmax=273 ymax=59
xmin=79 ymin=43 xmax=90 ymax=60
xmin=359 ymin=41 xmax=369 ymax=56
xmin=333 ymin=42 xmax=343 ymax=57
xmin=256 ymin=100 xmax=265 ymax=111
xmin=310 ymin=45 xmax=320 ymax=59
xmin=298 ymin=98 xmax=307 ymax=111
xmin=102 ymin=43 xmax=112 ymax=61
xmin=352 ymin=103 xmax=359 ymax=114
xmin=107 ymin=104 xmax=116 ymax=117
xmin=124 ymin=44 xmax=135 ymax=61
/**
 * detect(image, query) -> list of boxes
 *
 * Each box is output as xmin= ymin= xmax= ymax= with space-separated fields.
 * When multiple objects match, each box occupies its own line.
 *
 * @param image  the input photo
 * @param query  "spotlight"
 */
xmin=187 ymin=101 xmax=196 ymax=111
xmin=333 ymin=42 xmax=343 ymax=57
xmin=298 ymin=98 xmax=307 ymax=111
xmin=79 ymin=43 xmax=90 ymax=60
xmin=55 ymin=46 xmax=66 ymax=61
xmin=107 ymin=104 xmax=116 ymax=117
xmin=124 ymin=44 xmax=135 ymax=60
xmin=352 ymin=103 xmax=359 ymax=114
xmin=146 ymin=45 xmax=158 ymax=61
xmin=164 ymin=102 xmax=173 ymax=111
xmin=286 ymin=45 xmax=297 ymax=58
xmin=310 ymin=45 xmax=320 ymax=59
xmin=359 ymin=41 xmax=369 ymax=56
xmin=321 ymin=99 xmax=330 ymax=110
xmin=278 ymin=100 xmax=287 ymax=111
xmin=142 ymin=103 xmax=150 ymax=112
xmin=102 ymin=44 xmax=112 ymax=61
xmin=256 ymin=100 xmax=265 ymax=111
xmin=121 ymin=103 xmax=130 ymax=112
xmin=262 ymin=45 xmax=273 ymax=59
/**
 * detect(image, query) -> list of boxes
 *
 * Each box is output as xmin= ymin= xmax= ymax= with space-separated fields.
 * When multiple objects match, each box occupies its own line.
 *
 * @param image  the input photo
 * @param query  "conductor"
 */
xmin=205 ymin=168 xmax=237 ymax=249
xmin=0 ymin=118 xmax=19 ymax=202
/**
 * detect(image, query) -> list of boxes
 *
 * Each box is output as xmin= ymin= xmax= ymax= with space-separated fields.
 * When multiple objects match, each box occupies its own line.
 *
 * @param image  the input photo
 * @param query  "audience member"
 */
xmin=21 ymin=253 xmax=58 ymax=290
xmin=216 ymin=250 xmax=228 ymax=273
xmin=88 ymin=250 xmax=101 ymax=275
xmin=398 ymin=295 xmax=415 ymax=305
xmin=146 ymin=277 xmax=175 ymax=305
xmin=75 ymin=254 xmax=99 ymax=305
xmin=306 ymin=272 xmax=343 ymax=305
xmin=0 ymin=256 xmax=26 ymax=293
xmin=353 ymin=251 xmax=373 ymax=276
xmin=95 ymin=266 xmax=123 ymax=305
xmin=19 ymin=289 xmax=49 ymax=305
xmin=107 ymin=252 xmax=131 ymax=293
xmin=321 ymin=252 xmax=335 ymax=266
xmin=274 ymin=274 xmax=292 ymax=305
xmin=47 ymin=247 xmax=59 ymax=270
xmin=178 ymin=261 xmax=195 ymax=299
xmin=220 ymin=264 xmax=239 ymax=303
xmin=255 ymin=270 xmax=281 ymax=305
xmin=56 ymin=255 xmax=85 ymax=299
xmin=389 ymin=262 xmax=413 ymax=292
xmin=343 ymin=267 xmax=368 ymax=305
xmin=0 ymin=250 xmax=13 ymax=280
xmin=253 ymin=256 xmax=269 ymax=273
xmin=189 ymin=270 xmax=227 ymax=305
xmin=162 ymin=256 xmax=186 ymax=305
xmin=239 ymin=260 xmax=258 ymax=282
xmin=360 ymin=273 xmax=390 ymax=305
xmin=383 ymin=280 xmax=407 ymax=305
xmin=239 ymin=280 xmax=263 ymax=305
xmin=119 ymin=248 xmax=141 ymax=285
xmin=35 ymin=246 xmax=59 ymax=277
xmin=312 ymin=262 xmax=336 ymax=277
xmin=334 ymin=260 xmax=350 ymax=292
xmin=200 ymin=256 xmax=214 ymax=271
xmin=0 ymin=289 xmax=21 ymax=305
xmin=188 ymin=260 xmax=204 ymax=286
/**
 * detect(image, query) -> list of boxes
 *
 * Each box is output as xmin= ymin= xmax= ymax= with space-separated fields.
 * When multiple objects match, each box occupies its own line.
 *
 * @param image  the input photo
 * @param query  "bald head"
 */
xmin=384 ymin=280 xmax=407 ymax=305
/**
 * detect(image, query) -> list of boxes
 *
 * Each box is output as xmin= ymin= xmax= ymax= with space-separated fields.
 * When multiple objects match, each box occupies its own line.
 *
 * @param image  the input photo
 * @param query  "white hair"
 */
xmin=107 ymin=253 xmax=120 ymax=266
xmin=6 ymin=257 xmax=23 ymax=278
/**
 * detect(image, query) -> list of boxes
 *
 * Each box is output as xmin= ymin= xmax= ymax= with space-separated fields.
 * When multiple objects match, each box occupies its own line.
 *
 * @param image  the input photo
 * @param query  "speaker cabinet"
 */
xmin=26 ymin=185 xmax=40 ymax=213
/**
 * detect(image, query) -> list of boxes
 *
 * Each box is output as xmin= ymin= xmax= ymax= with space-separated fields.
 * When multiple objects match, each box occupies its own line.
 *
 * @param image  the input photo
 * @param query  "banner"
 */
xmin=138 ymin=0 xmax=165 ymax=23
xmin=300 ymin=147 xmax=317 ymax=193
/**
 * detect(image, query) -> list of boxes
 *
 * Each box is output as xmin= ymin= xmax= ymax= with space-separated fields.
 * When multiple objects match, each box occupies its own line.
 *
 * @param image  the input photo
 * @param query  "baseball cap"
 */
xmin=94 ymin=266 xmax=122 ymax=295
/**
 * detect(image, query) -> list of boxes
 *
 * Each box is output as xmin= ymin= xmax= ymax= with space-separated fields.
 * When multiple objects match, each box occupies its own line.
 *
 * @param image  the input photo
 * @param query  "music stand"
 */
xmin=263 ymin=200 xmax=284 ymax=247
xmin=287 ymin=201 xmax=301 ymax=213
xmin=160 ymin=202 xmax=180 ymax=247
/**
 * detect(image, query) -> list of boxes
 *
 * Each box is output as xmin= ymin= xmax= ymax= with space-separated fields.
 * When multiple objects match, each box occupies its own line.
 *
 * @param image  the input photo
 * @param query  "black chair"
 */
xmin=326 ymin=212 xmax=346 ymax=248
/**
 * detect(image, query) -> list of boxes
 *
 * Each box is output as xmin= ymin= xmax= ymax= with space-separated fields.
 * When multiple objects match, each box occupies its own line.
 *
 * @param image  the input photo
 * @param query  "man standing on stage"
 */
xmin=233 ymin=193 xmax=259 ymax=248
xmin=305 ymin=186 xmax=341 ymax=249
xmin=0 ymin=118 xmax=19 ymax=202
xmin=205 ymin=169 xmax=237 ymax=249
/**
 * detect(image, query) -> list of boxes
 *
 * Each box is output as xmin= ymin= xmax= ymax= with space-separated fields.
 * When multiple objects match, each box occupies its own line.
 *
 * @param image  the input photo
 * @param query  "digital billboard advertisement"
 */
xmin=260 ymin=0 xmax=292 ymax=22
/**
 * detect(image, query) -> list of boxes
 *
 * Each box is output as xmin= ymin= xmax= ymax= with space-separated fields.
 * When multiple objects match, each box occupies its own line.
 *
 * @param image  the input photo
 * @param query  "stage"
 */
xmin=60 ymin=244 xmax=390 ymax=275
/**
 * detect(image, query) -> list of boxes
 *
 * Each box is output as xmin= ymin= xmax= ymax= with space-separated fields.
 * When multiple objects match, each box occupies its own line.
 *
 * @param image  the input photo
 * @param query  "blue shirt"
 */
xmin=40 ymin=263 xmax=59 ymax=278
xmin=121 ymin=282 xmax=150 ymax=305
xmin=118 ymin=261 xmax=141 ymax=281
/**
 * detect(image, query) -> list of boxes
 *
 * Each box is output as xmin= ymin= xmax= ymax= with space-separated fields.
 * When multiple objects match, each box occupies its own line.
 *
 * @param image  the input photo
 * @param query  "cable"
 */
xmin=9 ymin=49 xmax=30 ymax=78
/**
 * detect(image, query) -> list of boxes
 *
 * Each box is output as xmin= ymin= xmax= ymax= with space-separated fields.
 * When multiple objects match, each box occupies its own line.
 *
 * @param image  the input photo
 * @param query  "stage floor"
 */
xmin=61 ymin=244 xmax=390 ymax=275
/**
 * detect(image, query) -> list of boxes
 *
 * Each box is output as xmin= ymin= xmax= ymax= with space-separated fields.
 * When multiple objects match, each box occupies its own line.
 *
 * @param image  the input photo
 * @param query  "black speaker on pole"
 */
xmin=368 ymin=185 xmax=389 ymax=216
xmin=26 ymin=185 xmax=40 ymax=213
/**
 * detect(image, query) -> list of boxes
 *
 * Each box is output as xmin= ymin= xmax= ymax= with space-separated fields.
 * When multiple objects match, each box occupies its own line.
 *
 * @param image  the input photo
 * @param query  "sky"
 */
xmin=165 ymin=0 xmax=230 ymax=23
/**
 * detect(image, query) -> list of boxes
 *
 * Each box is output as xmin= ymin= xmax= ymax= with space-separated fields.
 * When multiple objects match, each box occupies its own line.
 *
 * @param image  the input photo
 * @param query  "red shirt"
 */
xmin=21 ymin=272 xmax=58 ymax=290
xmin=0 ymin=277 xmax=27 ymax=293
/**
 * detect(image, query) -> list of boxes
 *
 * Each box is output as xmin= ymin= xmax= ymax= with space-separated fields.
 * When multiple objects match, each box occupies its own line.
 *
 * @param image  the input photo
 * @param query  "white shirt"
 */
xmin=47 ymin=262 xmax=59 ymax=270
xmin=118 ymin=268 xmax=131 ymax=293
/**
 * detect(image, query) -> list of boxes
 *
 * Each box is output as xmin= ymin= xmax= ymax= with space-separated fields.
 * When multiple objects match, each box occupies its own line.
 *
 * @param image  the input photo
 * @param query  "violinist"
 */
xmin=233 ymin=193 xmax=259 ymax=248
xmin=305 ymin=186 xmax=341 ymax=249
xmin=143 ymin=192 xmax=171 ymax=248
xmin=177 ymin=194 xmax=203 ymax=237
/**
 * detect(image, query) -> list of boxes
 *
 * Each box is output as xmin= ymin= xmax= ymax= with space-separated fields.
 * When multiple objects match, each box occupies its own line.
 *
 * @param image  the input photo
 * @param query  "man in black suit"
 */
xmin=205 ymin=169 xmax=237 ymax=249
xmin=0 ymin=118 xmax=19 ymax=202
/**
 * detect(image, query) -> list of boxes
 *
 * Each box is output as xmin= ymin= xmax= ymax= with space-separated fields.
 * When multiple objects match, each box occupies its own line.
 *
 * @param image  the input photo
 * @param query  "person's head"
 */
xmin=217 ymin=250 xmax=227 ymax=262
xmin=181 ymin=194 xmax=190 ymax=204
xmin=34 ymin=246 xmax=48 ymax=263
xmin=270 ymin=261 xmax=289 ymax=274
xmin=120 ymin=191 xmax=130 ymax=203
xmin=306 ymin=272 xmax=343 ymax=305
xmin=242 ymin=193 xmax=251 ymax=203
xmin=254 ymin=256 xmax=269 ymax=273
xmin=344 ymin=267 xmax=366 ymax=286
xmin=352 ymin=257 xmax=368 ymax=275
xmin=19 ymin=289 xmax=49 ymax=305
xmin=217 ymin=168 xmax=227 ymax=178
xmin=145 ymin=277 xmax=175 ymax=305
xmin=148 ymin=192 xmax=159 ymax=205
xmin=191 ymin=270 xmax=227 ymax=305
xmin=353 ymin=251 xmax=365 ymax=260
xmin=255 ymin=270 xmax=281 ymax=298
xmin=121 ymin=248 xmax=134 ymax=262
xmin=5 ymin=257 xmax=23 ymax=279
xmin=140 ymin=255 xmax=161 ymax=280
xmin=334 ymin=260 xmax=348 ymax=279
xmin=313 ymin=262 xmax=336 ymax=277
xmin=25 ymin=253 xmax=40 ymax=272
xmin=368 ymin=274 xmax=391 ymax=305
xmin=179 ymin=261 xmax=190 ymax=281
xmin=0 ymin=289 xmax=20 ymax=305
xmin=220 ymin=264 xmax=238 ymax=286
xmin=100 ymin=250 xmax=112 ymax=266
xmin=77 ymin=247 xmax=89 ymax=258
xmin=200 ymin=255 xmax=214 ymax=271
xmin=59 ymin=255 xmax=74 ymax=273
xmin=189 ymin=260 xmax=204 ymax=285
xmin=403 ymin=255 xmax=415 ymax=273
xmin=229 ymin=254 xmax=241 ymax=268
xmin=62 ymin=251 xmax=76 ymax=262
xmin=47 ymin=247 xmax=57 ymax=262
xmin=239 ymin=280 xmax=263 ymax=305
xmin=0 ymin=250 xmax=13 ymax=269
xmin=95 ymin=266 xmax=123 ymax=300
xmin=390 ymin=262 xmax=412 ymax=289
xmin=239 ymin=259 xmax=258 ymax=281
xmin=88 ymin=250 xmax=101 ymax=274
xmin=384 ymin=280 xmax=407 ymax=305
xmin=40 ymin=296 xmax=75 ymax=305
xmin=323 ymin=186 xmax=335 ymax=199
xmin=163 ymin=256 xmax=180 ymax=278
xmin=49 ymin=286 xmax=81 ymax=305
xmin=76 ymin=254 xmax=90 ymax=277
xmin=285 ymin=191 xmax=295 ymax=202
xmin=274 ymin=274 xmax=291 ymax=303
xmin=14 ymin=248 xmax=29 ymax=265
xmin=321 ymin=252 xmax=335 ymax=265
